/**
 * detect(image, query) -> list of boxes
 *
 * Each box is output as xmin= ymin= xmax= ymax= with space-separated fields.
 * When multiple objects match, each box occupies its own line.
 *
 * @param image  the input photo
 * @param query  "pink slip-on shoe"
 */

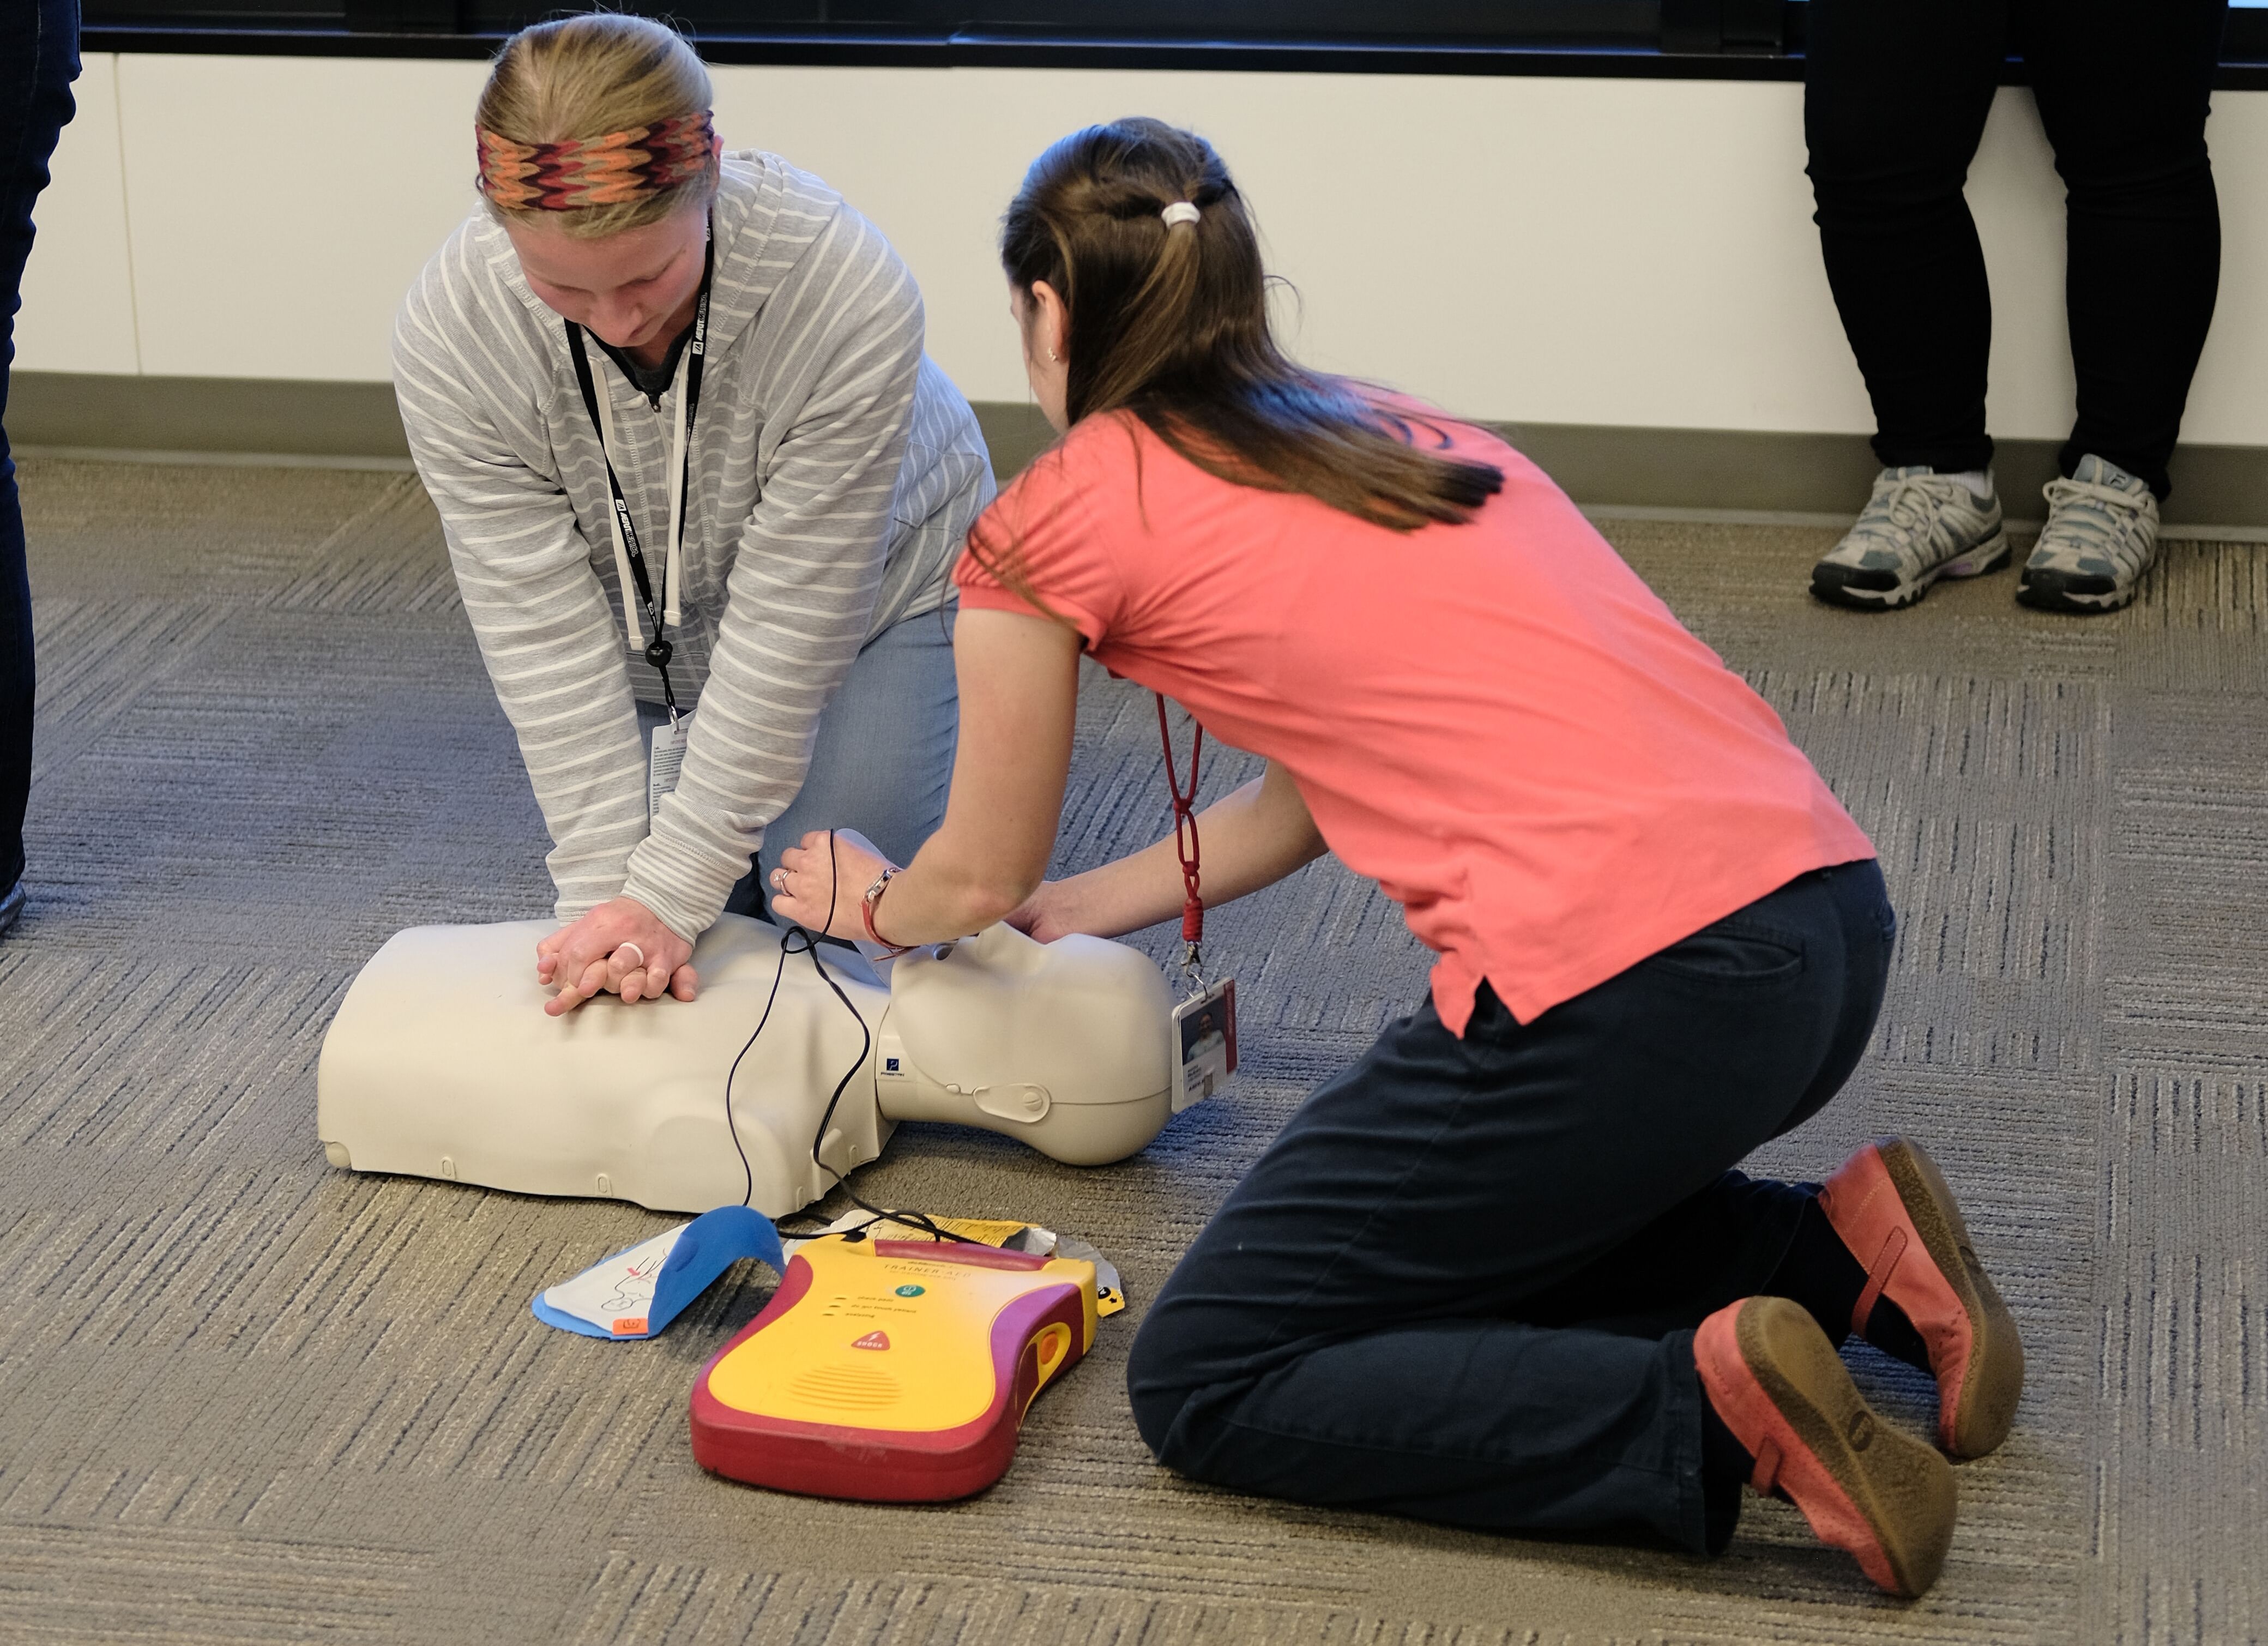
xmin=1696 ymin=1296 xmax=1958 ymax=1597
xmin=1820 ymin=1138 xmax=2025 ymax=1459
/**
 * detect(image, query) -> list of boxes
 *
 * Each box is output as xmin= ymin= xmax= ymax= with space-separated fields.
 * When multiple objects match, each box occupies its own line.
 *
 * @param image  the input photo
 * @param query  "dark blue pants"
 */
xmin=0 ymin=0 xmax=78 ymax=894
xmin=1127 ymin=860 xmax=1895 ymax=1555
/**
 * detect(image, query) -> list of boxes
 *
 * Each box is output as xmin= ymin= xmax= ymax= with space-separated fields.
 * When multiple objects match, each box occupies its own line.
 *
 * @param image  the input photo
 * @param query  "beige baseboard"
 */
xmin=13 ymin=372 xmax=414 ymax=463
xmin=15 ymin=372 xmax=2268 ymax=529
xmin=1497 ymin=421 xmax=2268 ymax=529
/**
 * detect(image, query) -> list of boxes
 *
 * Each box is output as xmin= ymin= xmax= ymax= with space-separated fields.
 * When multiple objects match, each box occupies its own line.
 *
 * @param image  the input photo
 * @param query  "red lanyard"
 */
xmin=1155 ymin=694 xmax=1204 ymax=955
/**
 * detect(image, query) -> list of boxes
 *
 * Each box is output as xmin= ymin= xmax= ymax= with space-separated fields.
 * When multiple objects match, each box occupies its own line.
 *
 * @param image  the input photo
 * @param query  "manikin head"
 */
xmin=476 ymin=13 xmax=722 ymax=353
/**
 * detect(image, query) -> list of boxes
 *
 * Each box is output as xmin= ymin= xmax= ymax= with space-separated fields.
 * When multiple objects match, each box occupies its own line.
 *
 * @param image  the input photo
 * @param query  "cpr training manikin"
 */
xmin=316 ymin=916 xmax=1182 ymax=1214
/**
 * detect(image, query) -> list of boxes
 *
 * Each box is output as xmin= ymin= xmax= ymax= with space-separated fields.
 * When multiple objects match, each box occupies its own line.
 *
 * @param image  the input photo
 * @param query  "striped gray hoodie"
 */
xmin=393 ymin=152 xmax=991 ymax=940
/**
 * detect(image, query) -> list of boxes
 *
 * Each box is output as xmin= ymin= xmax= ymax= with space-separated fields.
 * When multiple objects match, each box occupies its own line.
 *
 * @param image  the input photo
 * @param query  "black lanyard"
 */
xmin=565 ymin=232 xmax=713 ymax=718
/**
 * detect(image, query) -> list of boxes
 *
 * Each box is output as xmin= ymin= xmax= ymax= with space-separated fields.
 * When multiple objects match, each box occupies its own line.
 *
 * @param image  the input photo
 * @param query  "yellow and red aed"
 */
xmin=690 ymin=1235 xmax=1097 ymax=1502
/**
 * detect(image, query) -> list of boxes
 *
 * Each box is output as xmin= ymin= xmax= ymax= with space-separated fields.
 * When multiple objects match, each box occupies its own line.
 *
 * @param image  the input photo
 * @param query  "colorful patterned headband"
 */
xmin=476 ymin=111 xmax=717 ymax=212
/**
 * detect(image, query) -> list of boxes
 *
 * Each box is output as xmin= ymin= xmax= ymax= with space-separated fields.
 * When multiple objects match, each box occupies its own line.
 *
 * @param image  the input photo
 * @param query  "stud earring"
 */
xmin=1047 ymin=346 xmax=1060 ymax=363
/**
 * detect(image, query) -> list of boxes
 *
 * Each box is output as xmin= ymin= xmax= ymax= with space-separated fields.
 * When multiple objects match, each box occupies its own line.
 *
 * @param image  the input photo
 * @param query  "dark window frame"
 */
xmin=76 ymin=2 xmax=2268 ymax=88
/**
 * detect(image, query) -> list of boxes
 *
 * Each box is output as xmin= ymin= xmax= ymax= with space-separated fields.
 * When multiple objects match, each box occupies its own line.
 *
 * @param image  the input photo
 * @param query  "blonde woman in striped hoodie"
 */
xmin=393 ymin=13 xmax=991 ymax=1013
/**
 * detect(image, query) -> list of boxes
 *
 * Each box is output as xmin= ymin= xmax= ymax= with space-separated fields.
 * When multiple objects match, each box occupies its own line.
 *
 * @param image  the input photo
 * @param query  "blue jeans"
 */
xmin=639 ymin=604 xmax=958 ymax=922
xmin=1126 ymin=859 xmax=1895 ymax=1556
xmin=0 ymin=0 xmax=79 ymax=893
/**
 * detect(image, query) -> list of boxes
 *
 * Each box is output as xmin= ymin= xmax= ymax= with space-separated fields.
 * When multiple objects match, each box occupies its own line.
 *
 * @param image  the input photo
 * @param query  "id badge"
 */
xmin=648 ymin=711 xmax=691 ymax=826
xmin=1171 ymin=976 xmax=1238 ymax=1112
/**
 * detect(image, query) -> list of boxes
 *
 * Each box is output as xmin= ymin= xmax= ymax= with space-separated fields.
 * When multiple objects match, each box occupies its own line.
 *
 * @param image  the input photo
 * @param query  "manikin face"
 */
xmin=507 ymin=202 xmax=709 ymax=354
xmin=1011 ymin=278 xmax=1072 ymax=433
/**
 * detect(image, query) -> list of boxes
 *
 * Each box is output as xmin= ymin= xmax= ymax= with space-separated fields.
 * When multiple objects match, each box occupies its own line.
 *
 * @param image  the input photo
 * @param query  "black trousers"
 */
xmin=0 ymin=0 xmax=80 ymax=893
xmin=1127 ymin=860 xmax=1894 ymax=1555
xmin=1805 ymin=0 xmax=2227 ymax=499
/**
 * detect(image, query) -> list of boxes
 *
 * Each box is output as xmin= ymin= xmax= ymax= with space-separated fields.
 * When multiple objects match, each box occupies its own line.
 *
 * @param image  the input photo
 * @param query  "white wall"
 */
xmin=19 ymin=52 xmax=2268 ymax=445
xmin=21 ymin=53 xmax=138 ymax=375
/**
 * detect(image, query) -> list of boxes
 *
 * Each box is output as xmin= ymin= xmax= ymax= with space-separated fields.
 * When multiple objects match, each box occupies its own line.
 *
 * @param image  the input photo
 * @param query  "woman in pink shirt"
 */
xmin=769 ymin=119 xmax=2024 ymax=1597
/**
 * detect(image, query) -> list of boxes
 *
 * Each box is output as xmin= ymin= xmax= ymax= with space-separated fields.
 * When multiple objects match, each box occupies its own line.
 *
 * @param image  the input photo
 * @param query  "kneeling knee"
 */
xmin=1124 ymin=1329 xmax=1192 ymax=1460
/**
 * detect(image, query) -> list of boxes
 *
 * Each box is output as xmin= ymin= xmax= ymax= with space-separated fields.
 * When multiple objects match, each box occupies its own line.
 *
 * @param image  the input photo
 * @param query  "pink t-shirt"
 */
xmin=954 ymin=405 xmax=1874 ymax=1034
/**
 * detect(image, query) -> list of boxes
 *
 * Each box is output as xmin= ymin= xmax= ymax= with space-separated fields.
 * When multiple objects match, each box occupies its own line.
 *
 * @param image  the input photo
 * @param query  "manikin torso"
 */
xmin=316 ymin=915 xmax=1179 ymax=1214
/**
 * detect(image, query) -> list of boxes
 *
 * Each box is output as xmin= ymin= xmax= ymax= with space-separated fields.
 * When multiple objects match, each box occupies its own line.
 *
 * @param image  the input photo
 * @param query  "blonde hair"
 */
xmin=476 ymin=13 xmax=719 ymax=240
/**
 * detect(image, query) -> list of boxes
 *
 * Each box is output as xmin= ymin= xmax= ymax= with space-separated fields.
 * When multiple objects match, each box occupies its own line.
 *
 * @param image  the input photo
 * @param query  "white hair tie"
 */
xmin=1161 ymin=201 xmax=1201 ymax=227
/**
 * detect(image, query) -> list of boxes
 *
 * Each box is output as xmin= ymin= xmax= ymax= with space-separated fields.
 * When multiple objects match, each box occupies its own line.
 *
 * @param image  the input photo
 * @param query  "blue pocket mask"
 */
xmin=532 ymin=1205 xmax=785 ymax=1341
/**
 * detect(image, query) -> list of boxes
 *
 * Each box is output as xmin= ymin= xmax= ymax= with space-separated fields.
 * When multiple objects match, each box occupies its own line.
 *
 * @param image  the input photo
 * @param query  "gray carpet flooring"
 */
xmin=3 ymin=456 xmax=2263 ymax=1645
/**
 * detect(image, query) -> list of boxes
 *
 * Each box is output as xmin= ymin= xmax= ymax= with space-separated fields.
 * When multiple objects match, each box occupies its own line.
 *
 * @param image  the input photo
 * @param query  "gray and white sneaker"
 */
xmin=1811 ymin=467 xmax=2011 ymax=611
xmin=2017 ymin=455 xmax=2159 ymax=614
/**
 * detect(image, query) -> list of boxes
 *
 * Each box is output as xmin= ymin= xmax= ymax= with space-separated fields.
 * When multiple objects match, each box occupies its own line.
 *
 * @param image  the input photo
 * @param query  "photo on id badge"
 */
xmin=1173 ymin=978 xmax=1237 ymax=1110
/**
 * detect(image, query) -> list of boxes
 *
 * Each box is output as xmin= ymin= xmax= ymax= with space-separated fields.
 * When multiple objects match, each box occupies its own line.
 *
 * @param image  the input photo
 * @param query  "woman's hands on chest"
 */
xmin=535 ymin=896 xmax=699 ymax=1014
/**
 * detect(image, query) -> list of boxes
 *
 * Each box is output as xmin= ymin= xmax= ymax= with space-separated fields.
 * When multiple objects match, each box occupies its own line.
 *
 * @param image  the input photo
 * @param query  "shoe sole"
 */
xmin=1873 ymin=1139 xmax=2026 ymax=1459
xmin=1811 ymin=530 xmax=2011 ymax=612
xmin=2016 ymin=566 xmax=2138 ymax=614
xmin=1720 ymin=1298 xmax=1959 ymax=1596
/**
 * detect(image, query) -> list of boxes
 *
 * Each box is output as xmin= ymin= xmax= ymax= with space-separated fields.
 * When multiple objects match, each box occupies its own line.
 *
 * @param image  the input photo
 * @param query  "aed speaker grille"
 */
xmin=788 ymin=1365 xmax=902 ymax=1410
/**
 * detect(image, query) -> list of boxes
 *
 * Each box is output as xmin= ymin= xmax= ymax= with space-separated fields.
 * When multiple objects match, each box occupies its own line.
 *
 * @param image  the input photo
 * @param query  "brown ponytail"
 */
xmin=986 ymin=117 xmax=1502 ymax=564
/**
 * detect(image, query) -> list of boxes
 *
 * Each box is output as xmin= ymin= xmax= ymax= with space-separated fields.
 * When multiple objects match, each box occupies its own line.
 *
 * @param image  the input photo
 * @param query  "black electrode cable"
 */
xmin=721 ymin=829 xmax=973 ymax=1246
xmin=719 ymin=931 xmax=787 ymax=1211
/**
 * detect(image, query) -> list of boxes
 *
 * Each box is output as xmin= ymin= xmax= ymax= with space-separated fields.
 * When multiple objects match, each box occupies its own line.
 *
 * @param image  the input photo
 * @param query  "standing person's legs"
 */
xmin=0 ymin=0 xmax=80 ymax=920
xmin=2023 ymin=0 xmax=2226 ymax=500
xmin=1805 ymin=0 xmax=2006 ymax=474
xmin=743 ymin=602 xmax=958 ymax=915
xmin=1803 ymin=0 xmax=2020 ymax=612
xmin=1126 ymin=861 xmax=1895 ymax=1554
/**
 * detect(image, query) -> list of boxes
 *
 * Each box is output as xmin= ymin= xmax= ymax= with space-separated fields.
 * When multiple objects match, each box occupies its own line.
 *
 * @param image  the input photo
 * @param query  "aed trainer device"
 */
xmin=690 ymin=1235 xmax=1098 ymax=1502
